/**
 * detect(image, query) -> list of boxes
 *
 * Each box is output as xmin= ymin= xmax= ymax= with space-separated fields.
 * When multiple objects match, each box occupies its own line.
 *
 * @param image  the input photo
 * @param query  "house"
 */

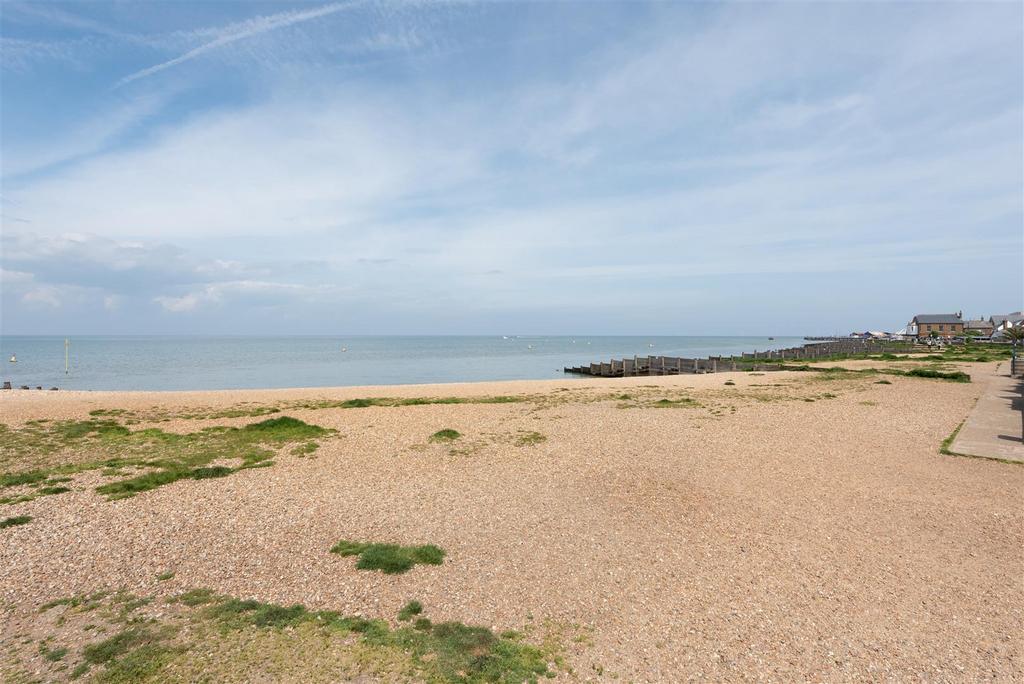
xmin=907 ymin=312 xmax=963 ymax=339
xmin=990 ymin=312 xmax=1024 ymax=331
xmin=964 ymin=318 xmax=994 ymax=336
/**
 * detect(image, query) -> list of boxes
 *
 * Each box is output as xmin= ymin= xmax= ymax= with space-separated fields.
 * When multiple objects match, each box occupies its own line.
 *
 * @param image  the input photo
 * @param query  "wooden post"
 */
xmin=64 ymin=338 xmax=69 ymax=375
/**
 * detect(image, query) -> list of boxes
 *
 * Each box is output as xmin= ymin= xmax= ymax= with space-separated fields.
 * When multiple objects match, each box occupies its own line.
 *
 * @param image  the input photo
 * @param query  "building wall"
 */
xmin=916 ymin=322 xmax=963 ymax=338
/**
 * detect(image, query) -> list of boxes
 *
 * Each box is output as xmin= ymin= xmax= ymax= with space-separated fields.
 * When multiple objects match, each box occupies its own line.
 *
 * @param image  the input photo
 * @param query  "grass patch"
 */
xmin=429 ymin=429 xmax=462 ymax=442
xmin=1 ymin=514 xmax=32 ymax=529
xmin=202 ymin=592 xmax=552 ymax=681
xmin=39 ymin=643 xmax=68 ymax=661
xmin=289 ymin=395 xmax=525 ymax=411
xmin=779 ymin=364 xmax=971 ymax=383
xmin=904 ymin=367 xmax=970 ymax=382
xmin=78 ymin=625 xmax=181 ymax=683
xmin=156 ymin=571 xmax=175 ymax=581
xmin=398 ymin=600 xmax=423 ymax=621
xmin=650 ymin=397 xmax=699 ymax=408
xmin=0 ymin=470 xmax=47 ymax=487
xmin=173 ymin=588 xmax=218 ymax=606
xmin=290 ymin=441 xmax=319 ymax=456
xmin=940 ymin=421 xmax=965 ymax=456
xmin=513 ymin=430 xmax=547 ymax=446
xmin=1 ymin=415 xmax=332 ymax=501
xmin=331 ymin=540 xmax=446 ymax=574
xmin=24 ymin=588 xmax=561 ymax=684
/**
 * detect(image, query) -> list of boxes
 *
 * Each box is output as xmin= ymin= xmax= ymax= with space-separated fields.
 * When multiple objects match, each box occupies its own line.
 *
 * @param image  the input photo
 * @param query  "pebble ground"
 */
xmin=1 ymin=366 xmax=1021 ymax=681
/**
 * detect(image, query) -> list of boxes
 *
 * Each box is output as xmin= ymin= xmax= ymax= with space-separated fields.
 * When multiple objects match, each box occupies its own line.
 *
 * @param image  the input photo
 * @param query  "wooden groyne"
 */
xmin=564 ymin=339 xmax=915 ymax=377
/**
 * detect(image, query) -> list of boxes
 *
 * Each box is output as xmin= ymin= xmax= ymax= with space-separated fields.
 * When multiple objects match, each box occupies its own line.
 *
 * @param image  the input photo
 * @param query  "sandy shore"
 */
xmin=1 ymin=366 xmax=1022 ymax=680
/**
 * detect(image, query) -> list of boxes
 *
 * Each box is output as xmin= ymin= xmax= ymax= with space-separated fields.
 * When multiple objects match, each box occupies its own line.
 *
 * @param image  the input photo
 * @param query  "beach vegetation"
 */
xmin=778 ymin=364 xmax=970 ymax=383
xmin=172 ymin=588 xmax=218 ymax=606
xmin=398 ymin=600 xmax=423 ymax=621
xmin=39 ymin=643 xmax=69 ymax=661
xmin=513 ymin=430 xmax=547 ymax=446
xmin=430 ymin=429 xmax=462 ymax=442
xmin=1 ymin=514 xmax=32 ymax=529
xmin=331 ymin=540 xmax=446 ymax=574
xmin=21 ymin=586 xmax=563 ymax=683
xmin=290 ymin=441 xmax=319 ymax=456
xmin=940 ymin=421 xmax=965 ymax=456
xmin=289 ymin=395 xmax=525 ymax=411
xmin=0 ymin=416 xmax=333 ymax=502
xmin=650 ymin=397 xmax=699 ymax=408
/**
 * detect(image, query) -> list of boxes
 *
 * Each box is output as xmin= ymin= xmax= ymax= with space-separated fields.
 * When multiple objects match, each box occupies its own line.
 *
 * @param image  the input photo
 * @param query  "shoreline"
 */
xmin=0 ymin=368 xmax=792 ymax=402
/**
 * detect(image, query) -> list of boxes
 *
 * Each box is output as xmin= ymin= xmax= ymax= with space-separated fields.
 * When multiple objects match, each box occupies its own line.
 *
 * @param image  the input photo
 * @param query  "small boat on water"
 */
xmin=768 ymin=337 xmax=775 ymax=341
xmin=8 ymin=354 xmax=15 ymax=363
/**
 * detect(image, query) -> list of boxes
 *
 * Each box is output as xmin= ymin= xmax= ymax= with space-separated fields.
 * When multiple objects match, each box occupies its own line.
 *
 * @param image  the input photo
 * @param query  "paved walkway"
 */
xmin=950 ymin=364 xmax=1024 ymax=463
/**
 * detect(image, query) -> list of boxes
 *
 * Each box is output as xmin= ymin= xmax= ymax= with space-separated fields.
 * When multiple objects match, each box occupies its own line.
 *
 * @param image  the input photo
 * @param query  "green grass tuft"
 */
xmin=189 ymin=466 xmax=234 ymax=480
xmin=1 ymin=514 xmax=32 ymax=529
xmin=331 ymin=540 xmax=446 ymax=574
xmin=398 ymin=601 xmax=424 ymax=621
xmin=290 ymin=441 xmax=319 ymax=456
xmin=429 ymin=429 xmax=462 ymax=442
xmin=209 ymin=599 xmax=312 ymax=628
xmin=83 ymin=627 xmax=160 ymax=665
xmin=650 ymin=397 xmax=699 ymax=408
xmin=39 ymin=643 xmax=68 ymax=661
xmin=513 ymin=431 xmax=547 ymax=447
xmin=940 ymin=421 xmax=965 ymax=456
xmin=904 ymin=368 xmax=970 ymax=382
xmin=0 ymin=471 xmax=47 ymax=488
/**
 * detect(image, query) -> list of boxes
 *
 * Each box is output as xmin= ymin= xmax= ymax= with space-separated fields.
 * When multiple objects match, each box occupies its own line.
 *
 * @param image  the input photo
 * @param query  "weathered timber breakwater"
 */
xmin=564 ymin=338 xmax=914 ymax=377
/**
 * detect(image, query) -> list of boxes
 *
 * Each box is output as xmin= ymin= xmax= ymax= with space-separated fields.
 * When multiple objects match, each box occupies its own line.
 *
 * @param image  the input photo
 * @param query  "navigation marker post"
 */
xmin=65 ymin=338 xmax=69 ymax=375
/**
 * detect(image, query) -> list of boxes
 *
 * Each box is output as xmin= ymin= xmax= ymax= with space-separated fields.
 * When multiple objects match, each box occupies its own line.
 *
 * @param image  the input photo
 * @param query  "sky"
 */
xmin=1 ymin=1 xmax=1022 ymax=336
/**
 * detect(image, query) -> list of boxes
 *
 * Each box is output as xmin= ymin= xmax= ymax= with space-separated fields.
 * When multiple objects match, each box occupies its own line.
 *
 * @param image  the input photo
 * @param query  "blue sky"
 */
xmin=1 ymin=1 xmax=1021 ymax=335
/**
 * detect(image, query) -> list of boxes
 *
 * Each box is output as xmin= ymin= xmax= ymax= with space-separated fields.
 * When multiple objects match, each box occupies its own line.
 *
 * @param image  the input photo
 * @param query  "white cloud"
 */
xmin=154 ymin=292 xmax=200 ymax=312
xmin=155 ymin=280 xmax=343 ymax=313
xmin=0 ymin=268 xmax=34 ymax=284
xmin=23 ymin=286 xmax=62 ymax=308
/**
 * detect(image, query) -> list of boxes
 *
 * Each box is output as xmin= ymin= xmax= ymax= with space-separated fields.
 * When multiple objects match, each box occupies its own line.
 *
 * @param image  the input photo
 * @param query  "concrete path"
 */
xmin=950 ymin=364 xmax=1024 ymax=463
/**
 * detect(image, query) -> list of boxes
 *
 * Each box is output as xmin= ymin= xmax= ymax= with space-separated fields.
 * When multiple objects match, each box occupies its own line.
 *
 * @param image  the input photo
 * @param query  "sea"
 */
xmin=0 ymin=336 xmax=809 ymax=391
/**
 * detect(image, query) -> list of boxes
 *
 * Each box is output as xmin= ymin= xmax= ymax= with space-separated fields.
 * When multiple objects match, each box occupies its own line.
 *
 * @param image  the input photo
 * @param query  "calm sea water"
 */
xmin=0 ymin=336 xmax=807 ymax=391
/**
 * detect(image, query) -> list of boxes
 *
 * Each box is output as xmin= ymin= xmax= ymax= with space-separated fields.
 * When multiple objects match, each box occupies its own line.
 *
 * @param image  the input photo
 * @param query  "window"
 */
xmin=939 ymin=325 xmax=944 ymax=331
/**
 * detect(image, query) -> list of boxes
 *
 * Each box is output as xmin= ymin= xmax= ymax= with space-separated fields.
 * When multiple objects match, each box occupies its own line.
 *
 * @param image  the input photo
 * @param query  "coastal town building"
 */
xmin=990 ymin=312 xmax=1024 ymax=331
xmin=906 ymin=312 xmax=964 ymax=339
xmin=965 ymin=318 xmax=994 ymax=336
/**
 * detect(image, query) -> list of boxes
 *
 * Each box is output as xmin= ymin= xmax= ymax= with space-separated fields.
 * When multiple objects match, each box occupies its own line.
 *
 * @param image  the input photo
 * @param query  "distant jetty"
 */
xmin=564 ymin=338 xmax=913 ymax=377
